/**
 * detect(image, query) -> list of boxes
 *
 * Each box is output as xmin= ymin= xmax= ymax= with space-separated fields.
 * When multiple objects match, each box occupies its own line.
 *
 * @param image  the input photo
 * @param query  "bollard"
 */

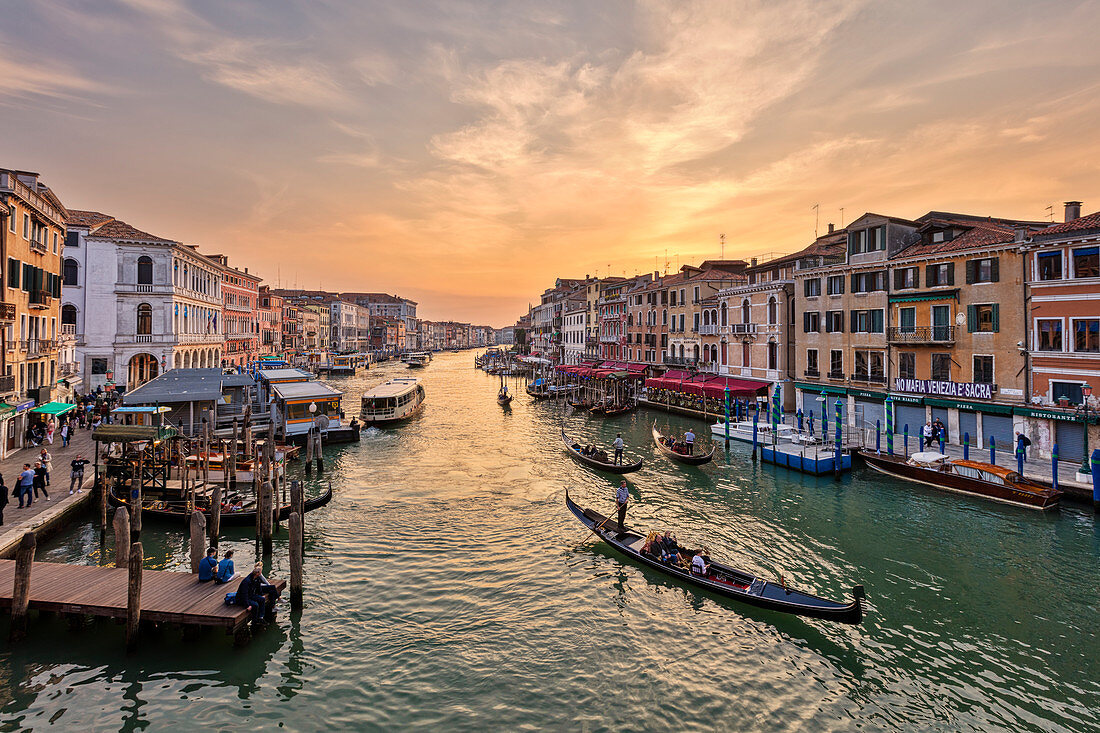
xmin=113 ymin=507 xmax=130 ymax=568
xmin=990 ymin=435 xmax=996 ymax=465
xmin=1017 ymin=447 xmax=1025 ymax=476
xmin=10 ymin=532 xmax=36 ymax=641
xmin=963 ymin=432 xmax=970 ymax=461
xmin=210 ymin=483 xmax=222 ymax=549
xmin=1052 ymin=444 xmax=1059 ymax=493
xmin=904 ymin=424 xmax=909 ymax=458
xmin=875 ymin=420 xmax=881 ymax=454
xmin=1092 ymin=449 xmax=1100 ymax=513
xmin=289 ymin=512 xmax=303 ymax=610
xmin=127 ymin=542 xmax=143 ymax=651
xmin=189 ymin=510 xmax=207 ymax=573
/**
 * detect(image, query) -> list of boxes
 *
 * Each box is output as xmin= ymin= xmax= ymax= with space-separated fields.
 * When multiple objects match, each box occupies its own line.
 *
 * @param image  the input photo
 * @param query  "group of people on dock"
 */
xmin=0 ymin=450 xmax=91 ymax=525
xmin=199 ymin=546 xmax=281 ymax=626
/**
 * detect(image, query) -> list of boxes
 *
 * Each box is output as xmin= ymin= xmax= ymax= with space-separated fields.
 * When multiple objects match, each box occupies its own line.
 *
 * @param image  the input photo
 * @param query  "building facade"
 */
xmin=212 ymin=256 xmax=260 ymax=368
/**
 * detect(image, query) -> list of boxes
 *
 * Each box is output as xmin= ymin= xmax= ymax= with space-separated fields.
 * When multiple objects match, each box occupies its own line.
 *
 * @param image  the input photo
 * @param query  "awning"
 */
xmin=93 ymin=424 xmax=179 ymax=442
xmin=30 ymin=401 xmax=77 ymax=416
xmin=699 ymin=377 xmax=771 ymax=398
xmin=0 ymin=402 xmax=15 ymax=419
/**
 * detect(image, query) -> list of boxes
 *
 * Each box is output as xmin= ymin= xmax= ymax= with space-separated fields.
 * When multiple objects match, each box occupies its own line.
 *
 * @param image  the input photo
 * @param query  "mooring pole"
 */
xmin=189 ymin=510 xmax=207 ymax=573
xmin=260 ymin=480 xmax=274 ymax=556
xmin=113 ymin=507 xmax=130 ymax=568
xmin=126 ymin=541 xmax=143 ymax=651
xmin=289 ymin=511 xmax=303 ymax=610
xmin=10 ymin=532 xmax=36 ymax=641
xmin=130 ymin=453 xmax=142 ymax=542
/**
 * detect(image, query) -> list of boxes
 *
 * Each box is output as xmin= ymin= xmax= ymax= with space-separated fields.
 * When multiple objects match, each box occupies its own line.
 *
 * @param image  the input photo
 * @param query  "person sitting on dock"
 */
xmin=198 ymin=547 xmax=219 ymax=582
xmin=215 ymin=549 xmax=236 ymax=584
xmin=237 ymin=564 xmax=267 ymax=626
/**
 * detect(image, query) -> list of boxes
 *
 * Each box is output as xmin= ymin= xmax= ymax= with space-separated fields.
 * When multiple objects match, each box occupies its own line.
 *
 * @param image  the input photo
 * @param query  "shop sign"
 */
xmin=15 ymin=400 xmax=35 ymax=413
xmin=852 ymin=390 xmax=885 ymax=400
xmin=887 ymin=393 xmax=924 ymax=404
xmin=894 ymin=378 xmax=992 ymax=400
xmin=1014 ymin=406 xmax=1097 ymax=424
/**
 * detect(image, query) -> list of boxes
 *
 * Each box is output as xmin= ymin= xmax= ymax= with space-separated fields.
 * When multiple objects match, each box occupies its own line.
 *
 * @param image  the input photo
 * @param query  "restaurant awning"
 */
xmin=699 ymin=376 xmax=771 ymax=398
xmin=30 ymin=401 xmax=77 ymax=416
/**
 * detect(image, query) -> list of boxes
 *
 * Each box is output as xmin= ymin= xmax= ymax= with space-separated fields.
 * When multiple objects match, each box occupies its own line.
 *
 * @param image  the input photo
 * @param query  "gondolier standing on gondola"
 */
xmin=613 ymin=433 xmax=624 ymax=465
xmin=615 ymin=480 xmax=629 ymax=535
xmin=684 ymin=429 xmax=695 ymax=455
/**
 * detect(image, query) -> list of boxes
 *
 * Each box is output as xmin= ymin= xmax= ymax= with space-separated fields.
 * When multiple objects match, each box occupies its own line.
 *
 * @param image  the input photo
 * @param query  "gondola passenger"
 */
xmin=691 ymin=549 xmax=708 ymax=577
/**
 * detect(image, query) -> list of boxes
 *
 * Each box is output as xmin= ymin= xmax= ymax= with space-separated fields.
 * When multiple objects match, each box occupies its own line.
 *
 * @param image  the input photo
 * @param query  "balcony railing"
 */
xmin=887 ymin=326 xmax=956 ymax=343
xmin=851 ymin=372 xmax=887 ymax=384
xmin=663 ymin=355 xmax=699 ymax=367
xmin=732 ymin=323 xmax=757 ymax=335
xmin=804 ymin=369 xmax=820 ymax=378
xmin=23 ymin=338 xmax=56 ymax=356
xmin=0 ymin=302 xmax=14 ymax=322
xmin=29 ymin=290 xmax=51 ymax=309
xmin=828 ymin=370 xmax=845 ymax=379
xmin=60 ymin=323 xmax=76 ymax=335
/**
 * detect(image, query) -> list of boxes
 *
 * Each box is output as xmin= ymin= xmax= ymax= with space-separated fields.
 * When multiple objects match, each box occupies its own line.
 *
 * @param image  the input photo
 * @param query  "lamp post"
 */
xmin=1079 ymin=383 xmax=1092 ymax=475
xmin=309 ymin=401 xmax=318 ymax=446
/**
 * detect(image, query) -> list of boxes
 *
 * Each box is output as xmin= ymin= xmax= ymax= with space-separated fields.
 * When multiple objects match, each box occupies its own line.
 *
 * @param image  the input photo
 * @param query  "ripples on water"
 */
xmin=1 ymin=353 xmax=1098 ymax=731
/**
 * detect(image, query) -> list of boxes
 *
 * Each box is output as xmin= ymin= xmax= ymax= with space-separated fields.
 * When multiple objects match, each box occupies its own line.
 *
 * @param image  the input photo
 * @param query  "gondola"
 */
xmin=651 ymin=423 xmax=715 ymax=465
xmin=526 ymin=384 xmax=551 ymax=400
xmin=568 ymin=399 xmax=592 ymax=411
xmin=497 ymin=393 xmax=514 ymax=406
xmin=561 ymin=427 xmax=643 ymax=474
xmin=591 ymin=403 xmax=634 ymax=417
xmin=565 ymin=491 xmax=864 ymax=624
xmin=107 ymin=485 xmax=333 ymax=526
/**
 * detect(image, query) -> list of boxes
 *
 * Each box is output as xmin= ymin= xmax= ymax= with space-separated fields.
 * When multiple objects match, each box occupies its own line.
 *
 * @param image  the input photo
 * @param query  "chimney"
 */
xmin=828 ymin=222 xmax=834 ymax=234
xmin=750 ymin=257 xmax=758 ymax=267
xmin=1065 ymin=201 xmax=1083 ymax=222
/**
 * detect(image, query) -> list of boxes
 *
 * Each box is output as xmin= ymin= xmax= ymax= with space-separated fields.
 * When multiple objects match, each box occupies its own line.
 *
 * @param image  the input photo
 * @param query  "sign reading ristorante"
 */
xmin=893 ymin=378 xmax=993 ymax=400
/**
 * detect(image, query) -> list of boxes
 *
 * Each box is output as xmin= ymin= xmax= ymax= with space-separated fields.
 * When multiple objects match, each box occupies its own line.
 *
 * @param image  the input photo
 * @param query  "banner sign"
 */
xmin=894 ymin=378 xmax=992 ymax=400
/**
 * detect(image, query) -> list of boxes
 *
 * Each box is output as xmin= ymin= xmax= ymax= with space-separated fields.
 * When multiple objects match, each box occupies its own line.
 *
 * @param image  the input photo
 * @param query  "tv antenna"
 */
xmin=1045 ymin=205 xmax=1054 ymax=222
xmin=839 ymin=207 xmax=845 ymax=228
xmin=812 ymin=203 xmax=820 ymax=238
xmin=720 ymin=233 xmax=726 ymax=259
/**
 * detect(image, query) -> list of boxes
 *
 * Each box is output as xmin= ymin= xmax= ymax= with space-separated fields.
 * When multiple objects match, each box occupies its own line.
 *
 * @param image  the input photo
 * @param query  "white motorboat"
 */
xmin=710 ymin=420 xmax=814 ymax=445
xmin=361 ymin=377 xmax=426 ymax=426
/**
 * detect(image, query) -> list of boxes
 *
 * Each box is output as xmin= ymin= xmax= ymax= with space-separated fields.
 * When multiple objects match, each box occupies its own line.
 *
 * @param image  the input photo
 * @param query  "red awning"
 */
xmin=624 ymin=363 xmax=647 ymax=372
xmin=700 ymin=376 xmax=770 ymax=398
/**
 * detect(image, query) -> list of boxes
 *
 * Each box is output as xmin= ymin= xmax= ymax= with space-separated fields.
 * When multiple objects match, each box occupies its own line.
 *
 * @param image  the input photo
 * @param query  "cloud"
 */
xmin=0 ymin=53 xmax=111 ymax=106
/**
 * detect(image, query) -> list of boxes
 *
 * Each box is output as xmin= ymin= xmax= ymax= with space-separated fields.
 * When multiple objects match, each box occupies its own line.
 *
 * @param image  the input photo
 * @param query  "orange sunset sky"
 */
xmin=3 ymin=1 xmax=1099 ymax=326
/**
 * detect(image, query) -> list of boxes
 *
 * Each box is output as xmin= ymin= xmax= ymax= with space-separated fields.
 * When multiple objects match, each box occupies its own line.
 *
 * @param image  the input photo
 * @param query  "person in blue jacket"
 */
xmin=215 ymin=549 xmax=236 ymax=584
xmin=198 ymin=547 xmax=218 ymax=582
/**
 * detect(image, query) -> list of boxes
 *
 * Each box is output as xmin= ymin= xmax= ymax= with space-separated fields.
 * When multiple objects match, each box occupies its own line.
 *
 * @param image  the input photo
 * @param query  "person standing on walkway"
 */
xmin=60 ymin=421 xmax=70 ymax=447
xmin=1015 ymin=431 xmax=1032 ymax=461
xmin=922 ymin=422 xmax=934 ymax=449
xmin=615 ymin=479 xmax=629 ymax=536
xmin=40 ymin=448 xmax=52 ymax=486
xmin=69 ymin=454 xmax=89 ymax=495
xmin=613 ymin=433 xmax=624 ymax=465
xmin=0 ymin=473 xmax=7 ymax=526
xmin=18 ymin=464 xmax=34 ymax=508
xmin=33 ymin=461 xmax=49 ymax=501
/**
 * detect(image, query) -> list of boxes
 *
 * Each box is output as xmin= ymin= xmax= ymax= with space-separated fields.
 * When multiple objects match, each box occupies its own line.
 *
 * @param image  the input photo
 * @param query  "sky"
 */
xmin=3 ymin=1 xmax=1100 ymax=326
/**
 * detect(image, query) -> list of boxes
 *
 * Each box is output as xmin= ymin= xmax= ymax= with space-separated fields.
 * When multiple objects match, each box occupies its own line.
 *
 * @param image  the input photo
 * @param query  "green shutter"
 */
xmin=946 ymin=263 xmax=955 ymax=285
xmin=991 ymin=258 xmax=1000 ymax=282
xmin=967 ymin=304 xmax=976 ymax=333
xmin=992 ymin=303 xmax=999 ymax=332
xmin=965 ymin=260 xmax=976 ymax=284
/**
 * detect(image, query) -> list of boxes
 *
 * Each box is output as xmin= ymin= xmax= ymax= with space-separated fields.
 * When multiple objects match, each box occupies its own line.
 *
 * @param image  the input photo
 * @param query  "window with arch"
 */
xmin=720 ymin=302 xmax=728 ymax=327
xmin=741 ymin=299 xmax=750 ymax=323
xmin=61 ymin=303 xmax=77 ymax=326
xmin=137 ymin=256 xmax=153 ymax=285
xmin=137 ymin=303 xmax=153 ymax=335
xmin=703 ymin=310 xmax=710 ymax=326
xmin=768 ymin=341 xmax=778 ymax=370
xmin=768 ymin=297 xmax=777 ymax=325
xmin=742 ymin=341 xmax=750 ymax=367
xmin=63 ymin=258 xmax=79 ymax=287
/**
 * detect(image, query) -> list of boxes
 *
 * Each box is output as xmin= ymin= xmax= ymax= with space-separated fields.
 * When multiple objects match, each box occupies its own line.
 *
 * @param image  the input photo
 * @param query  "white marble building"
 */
xmin=64 ymin=211 xmax=225 ymax=391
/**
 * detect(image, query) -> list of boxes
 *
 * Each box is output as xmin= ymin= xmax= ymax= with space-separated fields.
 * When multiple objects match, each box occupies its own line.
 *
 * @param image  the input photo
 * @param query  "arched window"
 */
xmin=720 ymin=302 xmax=728 ymax=327
xmin=137 ymin=303 xmax=152 ymax=335
xmin=703 ymin=344 xmax=710 ymax=361
xmin=742 ymin=341 xmax=750 ymax=367
xmin=768 ymin=341 xmax=778 ymax=370
xmin=768 ymin=297 xmax=777 ymax=325
xmin=741 ymin=299 xmax=750 ymax=324
xmin=693 ymin=344 xmax=700 ymax=362
xmin=61 ymin=304 xmax=77 ymax=326
xmin=63 ymin=258 xmax=79 ymax=287
xmin=137 ymin=256 xmax=153 ymax=285
xmin=703 ymin=310 xmax=710 ymax=326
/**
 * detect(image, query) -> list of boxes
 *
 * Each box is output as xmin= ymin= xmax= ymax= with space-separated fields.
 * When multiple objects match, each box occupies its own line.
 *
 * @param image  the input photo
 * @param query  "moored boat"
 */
xmin=108 ymin=485 xmax=333 ymax=526
xmin=561 ymin=428 xmax=643 ymax=474
xmin=652 ymin=423 xmax=714 ymax=465
xmin=859 ymin=450 xmax=1061 ymax=510
xmin=565 ymin=492 xmax=864 ymax=624
xmin=709 ymin=420 xmax=808 ymax=445
xmin=361 ymin=377 xmax=426 ymax=426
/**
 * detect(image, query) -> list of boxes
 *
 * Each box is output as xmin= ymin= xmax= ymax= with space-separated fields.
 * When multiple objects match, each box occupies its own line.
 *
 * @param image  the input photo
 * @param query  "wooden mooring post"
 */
xmin=10 ymin=532 xmax=36 ymax=641
xmin=314 ymin=432 xmax=324 ymax=474
xmin=259 ymin=480 xmax=273 ymax=556
xmin=304 ymin=431 xmax=313 ymax=476
xmin=189 ymin=510 xmax=206 ymax=573
xmin=289 ymin=512 xmax=303 ymax=610
xmin=113 ymin=507 xmax=130 ymax=568
xmin=127 ymin=542 xmax=143 ymax=651
xmin=229 ymin=420 xmax=239 ymax=487
xmin=210 ymin=479 xmax=222 ymax=549
xmin=290 ymin=480 xmax=305 ymax=552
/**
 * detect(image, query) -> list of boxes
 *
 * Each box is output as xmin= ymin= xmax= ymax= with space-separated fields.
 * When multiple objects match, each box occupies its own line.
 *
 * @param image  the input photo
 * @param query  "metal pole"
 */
xmin=834 ymin=398 xmax=842 ymax=479
xmin=963 ymin=432 xmax=970 ymax=461
xmin=990 ymin=435 xmax=996 ymax=465
xmin=885 ymin=397 xmax=893 ymax=456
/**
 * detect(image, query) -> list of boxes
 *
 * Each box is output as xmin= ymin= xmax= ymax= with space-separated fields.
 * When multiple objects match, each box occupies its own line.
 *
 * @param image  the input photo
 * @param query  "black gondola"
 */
xmin=561 ymin=428 xmax=643 ymax=474
xmin=107 ymin=485 xmax=333 ymax=526
xmin=651 ymin=423 xmax=714 ymax=465
xmin=498 ymin=394 xmax=514 ymax=406
xmin=565 ymin=491 xmax=864 ymax=624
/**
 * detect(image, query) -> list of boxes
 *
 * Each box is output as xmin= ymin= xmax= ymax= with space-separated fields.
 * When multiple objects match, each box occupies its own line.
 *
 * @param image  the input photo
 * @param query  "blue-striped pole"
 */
xmin=724 ymin=386 xmax=731 ymax=445
xmin=797 ymin=408 xmax=804 ymax=432
xmin=751 ymin=409 xmax=759 ymax=461
xmin=834 ymin=398 xmax=843 ymax=480
xmin=1093 ymin=449 xmax=1100 ymax=512
xmin=904 ymin=424 xmax=909 ymax=457
xmin=772 ymin=383 xmax=782 ymax=446
xmin=822 ymin=393 xmax=829 ymax=436
xmin=1052 ymin=443 xmax=1059 ymax=493
xmin=963 ymin=432 xmax=970 ymax=460
xmin=885 ymin=397 xmax=894 ymax=456
xmin=990 ymin=435 xmax=996 ymax=465
xmin=809 ymin=410 xmax=815 ymax=437
xmin=1017 ymin=445 xmax=1025 ymax=476
xmin=875 ymin=419 xmax=881 ymax=453
xmin=938 ymin=429 xmax=945 ymax=454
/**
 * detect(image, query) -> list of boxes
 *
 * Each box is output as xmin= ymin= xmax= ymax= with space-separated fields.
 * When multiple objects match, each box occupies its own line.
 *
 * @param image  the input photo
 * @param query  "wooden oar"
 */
xmin=592 ymin=499 xmax=627 ymax=535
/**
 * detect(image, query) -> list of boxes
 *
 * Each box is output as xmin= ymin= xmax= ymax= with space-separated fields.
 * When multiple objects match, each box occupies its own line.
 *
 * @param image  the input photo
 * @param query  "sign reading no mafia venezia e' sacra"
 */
xmin=894 ymin=378 xmax=993 ymax=401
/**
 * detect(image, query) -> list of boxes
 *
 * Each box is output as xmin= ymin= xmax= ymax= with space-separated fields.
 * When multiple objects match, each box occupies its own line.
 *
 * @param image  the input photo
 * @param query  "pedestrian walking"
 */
xmin=922 ymin=421 xmax=933 ymax=449
xmin=0 ymin=474 xmax=7 ymax=526
xmin=1016 ymin=431 xmax=1032 ymax=461
xmin=40 ymin=448 xmax=52 ymax=486
xmin=60 ymin=421 xmax=70 ymax=447
xmin=69 ymin=454 xmax=89 ymax=495
xmin=18 ymin=464 xmax=34 ymax=508
xmin=33 ymin=461 xmax=49 ymax=501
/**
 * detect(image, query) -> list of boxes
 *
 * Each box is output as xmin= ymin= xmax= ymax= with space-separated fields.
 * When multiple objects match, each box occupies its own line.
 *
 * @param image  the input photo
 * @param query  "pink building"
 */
xmin=210 ymin=255 xmax=261 ymax=367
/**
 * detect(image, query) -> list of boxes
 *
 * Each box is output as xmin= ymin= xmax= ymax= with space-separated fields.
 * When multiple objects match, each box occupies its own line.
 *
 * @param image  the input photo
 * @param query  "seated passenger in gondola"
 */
xmin=691 ymin=549 xmax=709 ymax=577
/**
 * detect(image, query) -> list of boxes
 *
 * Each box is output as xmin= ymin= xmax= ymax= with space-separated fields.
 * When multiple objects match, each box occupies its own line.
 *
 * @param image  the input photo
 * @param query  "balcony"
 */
xmin=663 ymin=355 xmax=699 ymax=367
xmin=23 ymin=338 xmax=57 ymax=356
xmin=804 ymin=369 xmax=820 ymax=378
xmin=29 ymin=238 xmax=48 ymax=255
xmin=0 ymin=302 xmax=14 ymax=322
xmin=29 ymin=290 xmax=51 ymax=309
xmin=60 ymin=323 xmax=76 ymax=335
xmin=0 ymin=374 xmax=14 ymax=395
xmin=887 ymin=326 xmax=956 ymax=344
xmin=851 ymin=372 xmax=887 ymax=384
xmin=732 ymin=323 xmax=757 ymax=335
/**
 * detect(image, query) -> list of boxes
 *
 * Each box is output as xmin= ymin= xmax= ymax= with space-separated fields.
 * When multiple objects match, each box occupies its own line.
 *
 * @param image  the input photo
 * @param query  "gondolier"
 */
xmin=684 ymin=429 xmax=695 ymax=455
xmin=615 ymin=480 xmax=629 ymax=535
xmin=613 ymin=433 xmax=624 ymax=465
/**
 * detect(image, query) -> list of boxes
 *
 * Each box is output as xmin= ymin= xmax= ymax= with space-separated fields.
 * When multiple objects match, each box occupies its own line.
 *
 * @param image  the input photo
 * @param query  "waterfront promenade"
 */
xmin=0 ymin=424 xmax=97 ymax=556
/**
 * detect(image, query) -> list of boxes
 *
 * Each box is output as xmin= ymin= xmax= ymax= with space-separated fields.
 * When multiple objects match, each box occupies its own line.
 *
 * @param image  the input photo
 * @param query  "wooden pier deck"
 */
xmin=0 ymin=560 xmax=284 ymax=633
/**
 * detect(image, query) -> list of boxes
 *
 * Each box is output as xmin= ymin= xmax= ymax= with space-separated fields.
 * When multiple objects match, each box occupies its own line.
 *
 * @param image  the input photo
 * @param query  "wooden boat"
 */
xmin=526 ymin=384 xmax=551 ymax=400
xmin=859 ymin=450 xmax=1061 ymax=510
xmin=652 ymin=423 xmax=715 ymax=465
xmin=565 ymin=491 xmax=864 ymax=624
xmin=591 ymin=402 xmax=634 ymax=417
xmin=561 ymin=428 xmax=643 ymax=474
xmin=497 ymin=393 xmax=514 ymax=406
xmin=568 ymin=398 xmax=592 ymax=411
xmin=107 ymin=485 xmax=334 ymax=526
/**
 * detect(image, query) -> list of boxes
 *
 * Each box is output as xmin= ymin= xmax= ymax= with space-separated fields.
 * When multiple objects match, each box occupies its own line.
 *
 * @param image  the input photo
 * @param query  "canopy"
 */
xmin=112 ymin=406 xmax=172 ymax=414
xmin=699 ymin=376 xmax=771 ymax=399
xmin=93 ymin=424 xmax=179 ymax=443
xmin=30 ymin=401 xmax=77 ymax=416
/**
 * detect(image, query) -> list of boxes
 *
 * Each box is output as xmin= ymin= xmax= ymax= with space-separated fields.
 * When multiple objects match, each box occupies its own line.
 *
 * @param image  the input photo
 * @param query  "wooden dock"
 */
xmin=0 ymin=559 xmax=284 ymax=634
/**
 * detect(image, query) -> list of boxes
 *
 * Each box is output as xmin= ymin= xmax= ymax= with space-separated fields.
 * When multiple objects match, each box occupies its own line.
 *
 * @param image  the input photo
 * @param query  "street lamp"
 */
xmin=1080 ymin=383 xmax=1092 ymax=475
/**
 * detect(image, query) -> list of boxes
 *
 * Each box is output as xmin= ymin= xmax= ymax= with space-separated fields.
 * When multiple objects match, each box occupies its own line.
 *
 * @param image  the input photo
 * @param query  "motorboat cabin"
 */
xmin=361 ymin=378 xmax=425 ymax=426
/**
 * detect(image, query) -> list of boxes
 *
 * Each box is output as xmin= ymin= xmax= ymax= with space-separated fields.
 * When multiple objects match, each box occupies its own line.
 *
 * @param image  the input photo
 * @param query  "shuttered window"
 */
xmin=966 ymin=257 xmax=999 ymax=283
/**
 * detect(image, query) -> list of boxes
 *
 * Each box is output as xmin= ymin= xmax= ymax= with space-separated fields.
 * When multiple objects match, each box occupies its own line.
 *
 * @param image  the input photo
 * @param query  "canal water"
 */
xmin=0 ymin=352 xmax=1098 ymax=731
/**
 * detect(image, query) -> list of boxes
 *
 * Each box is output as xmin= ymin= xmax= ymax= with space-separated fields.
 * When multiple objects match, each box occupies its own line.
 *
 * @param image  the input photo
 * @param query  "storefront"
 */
xmin=1014 ymin=406 xmax=1098 ymax=462
xmin=851 ymin=389 xmax=886 ymax=430
xmin=892 ymin=378 xmax=1018 ymax=448
xmin=888 ymin=393 xmax=926 ymax=435
xmin=794 ymin=383 xmax=847 ymax=421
